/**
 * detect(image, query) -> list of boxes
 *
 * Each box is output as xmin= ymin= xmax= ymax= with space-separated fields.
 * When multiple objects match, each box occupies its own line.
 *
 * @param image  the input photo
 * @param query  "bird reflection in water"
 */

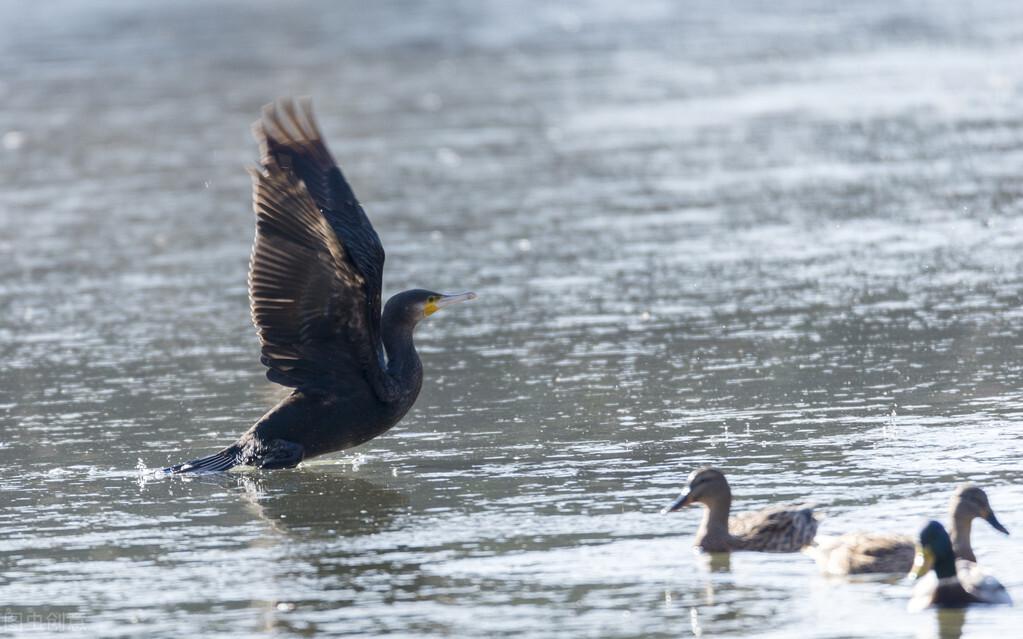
xmin=697 ymin=551 xmax=732 ymax=573
xmin=932 ymin=608 xmax=967 ymax=639
xmin=230 ymin=468 xmax=421 ymax=635
xmin=234 ymin=469 xmax=409 ymax=537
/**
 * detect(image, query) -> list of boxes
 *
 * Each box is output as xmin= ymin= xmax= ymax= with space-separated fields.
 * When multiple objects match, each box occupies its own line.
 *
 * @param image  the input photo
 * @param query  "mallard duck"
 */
xmin=809 ymin=484 xmax=1008 ymax=576
xmin=908 ymin=520 xmax=1011 ymax=611
xmin=661 ymin=467 xmax=818 ymax=552
xmin=948 ymin=485 xmax=1009 ymax=562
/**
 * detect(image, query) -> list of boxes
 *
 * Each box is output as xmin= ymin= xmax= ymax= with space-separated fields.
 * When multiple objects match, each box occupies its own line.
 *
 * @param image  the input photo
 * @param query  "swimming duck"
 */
xmin=908 ymin=520 xmax=1011 ymax=611
xmin=662 ymin=467 xmax=818 ymax=553
xmin=809 ymin=484 xmax=1008 ymax=576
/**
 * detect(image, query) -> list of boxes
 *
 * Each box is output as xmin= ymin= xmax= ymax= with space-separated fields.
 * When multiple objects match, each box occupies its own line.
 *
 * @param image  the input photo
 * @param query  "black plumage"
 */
xmin=164 ymin=99 xmax=475 ymax=473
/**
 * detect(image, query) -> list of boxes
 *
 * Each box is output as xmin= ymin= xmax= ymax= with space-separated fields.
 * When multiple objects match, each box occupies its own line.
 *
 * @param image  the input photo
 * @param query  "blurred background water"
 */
xmin=2 ymin=0 xmax=1023 ymax=636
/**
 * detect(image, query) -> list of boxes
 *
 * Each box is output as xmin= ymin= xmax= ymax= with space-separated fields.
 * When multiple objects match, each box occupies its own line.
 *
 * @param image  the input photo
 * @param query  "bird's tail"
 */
xmin=163 ymin=445 xmax=242 ymax=475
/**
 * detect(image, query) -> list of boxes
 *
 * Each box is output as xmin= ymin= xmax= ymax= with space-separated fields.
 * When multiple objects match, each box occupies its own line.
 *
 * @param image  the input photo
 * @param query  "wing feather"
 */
xmin=253 ymin=98 xmax=393 ymax=399
xmin=248 ymin=160 xmax=371 ymax=394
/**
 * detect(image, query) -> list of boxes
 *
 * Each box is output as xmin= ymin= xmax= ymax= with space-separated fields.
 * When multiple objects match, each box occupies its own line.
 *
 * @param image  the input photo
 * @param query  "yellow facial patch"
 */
xmin=424 ymin=301 xmax=439 ymax=316
xmin=910 ymin=546 xmax=933 ymax=579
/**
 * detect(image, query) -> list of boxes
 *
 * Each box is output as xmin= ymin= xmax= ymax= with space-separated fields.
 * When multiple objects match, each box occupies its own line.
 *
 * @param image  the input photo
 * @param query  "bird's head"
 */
xmin=950 ymin=484 xmax=1009 ymax=535
xmin=661 ymin=467 xmax=730 ymax=513
xmin=384 ymin=289 xmax=476 ymax=327
xmin=911 ymin=520 xmax=956 ymax=579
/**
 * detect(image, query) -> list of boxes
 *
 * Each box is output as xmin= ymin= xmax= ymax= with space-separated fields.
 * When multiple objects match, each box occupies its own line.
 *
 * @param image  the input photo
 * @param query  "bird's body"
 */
xmin=910 ymin=575 xmax=986 ymax=611
xmin=164 ymin=99 xmax=474 ymax=473
xmin=908 ymin=521 xmax=1011 ymax=611
xmin=663 ymin=468 xmax=818 ymax=553
xmin=810 ymin=531 xmax=915 ymax=576
xmin=725 ymin=504 xmax=820 ymax=553
xmin=226 ymin=384 xmax=412 ymax=469
xmin=808 ymin=484 xmax=1009 ymax=576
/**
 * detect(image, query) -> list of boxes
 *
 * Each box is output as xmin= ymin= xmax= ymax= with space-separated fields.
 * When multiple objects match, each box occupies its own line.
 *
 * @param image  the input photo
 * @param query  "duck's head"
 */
xmin=661 ymin=467 xmax=731 ymax=513
xmin=911 ymin=520 xmax=957 ymax=580
xmin=950 ymin=484 xmax=1009 ymax=535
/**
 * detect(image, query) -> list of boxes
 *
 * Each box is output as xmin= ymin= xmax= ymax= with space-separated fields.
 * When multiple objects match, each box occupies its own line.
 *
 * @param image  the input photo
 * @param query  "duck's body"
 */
xmin=718 ymin=504 xmax=819 ymax=553
xmin=163 ymin=99 xmax=474 ymax=473
xmin=910 ymin=575 xmax=986 ymax=611
xmin=809 ymin=485 xmax=1008 ymax=576
xmin=908 ymin=521 xmax=1011 ymax=611
xmin=664 ymin=468 xmax=818 ymax=553
xmin=811 ymin=531 xmax=915 ymax=576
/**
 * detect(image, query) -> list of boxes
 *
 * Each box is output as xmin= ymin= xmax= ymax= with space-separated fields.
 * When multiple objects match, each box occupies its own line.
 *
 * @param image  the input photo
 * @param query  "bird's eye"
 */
xmin=428 ymin=296 xmax=438 ymax=303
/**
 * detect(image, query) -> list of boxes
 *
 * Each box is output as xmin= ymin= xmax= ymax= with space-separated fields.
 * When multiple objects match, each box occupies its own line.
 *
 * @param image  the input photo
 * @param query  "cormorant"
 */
xmin=164 ymin=99 xmax=475 ymax=473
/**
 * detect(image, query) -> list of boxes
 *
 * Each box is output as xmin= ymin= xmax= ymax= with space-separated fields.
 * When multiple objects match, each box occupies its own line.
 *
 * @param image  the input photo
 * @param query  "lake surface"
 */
xmin=2 ymin=1 xmax=1023 ymax=636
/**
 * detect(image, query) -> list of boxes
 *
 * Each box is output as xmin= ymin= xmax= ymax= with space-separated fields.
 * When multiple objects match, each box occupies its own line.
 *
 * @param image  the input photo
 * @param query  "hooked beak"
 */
xmin=909 ymin=545 xmax=934 ymax=580
xmin=984 ymin=510 xmax=1010 ymax=535
xmin=424 ymin=291 xmax=477 ymax=317
xmin=661 ymin=490 xmax=694 ymax=514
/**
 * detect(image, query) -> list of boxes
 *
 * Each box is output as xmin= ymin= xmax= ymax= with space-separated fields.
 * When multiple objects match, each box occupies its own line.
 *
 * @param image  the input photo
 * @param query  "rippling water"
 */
xmin=3 ymin=1 xmax=1023 ymax=637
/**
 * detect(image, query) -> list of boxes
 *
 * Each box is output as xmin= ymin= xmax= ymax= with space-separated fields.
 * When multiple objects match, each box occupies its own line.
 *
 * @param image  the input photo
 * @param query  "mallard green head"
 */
xmin=911 ymin=520 xmax=957 ymax=580
xmin=951 ymin=484 xmax=1009 ymax=535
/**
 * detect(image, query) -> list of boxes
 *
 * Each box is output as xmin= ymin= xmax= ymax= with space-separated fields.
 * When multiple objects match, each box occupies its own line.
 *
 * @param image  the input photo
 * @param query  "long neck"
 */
xmin=698 ymin=494 xmax=733 ymax=548
xmin=948 ymin=510 xmax=975 ymax=562
xmin=382 ymin=316 xmax=422 ymax=393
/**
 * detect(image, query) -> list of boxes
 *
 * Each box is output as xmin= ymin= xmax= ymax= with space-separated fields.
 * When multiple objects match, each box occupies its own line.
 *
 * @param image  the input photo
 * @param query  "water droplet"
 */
xmin=436 ymin=147 xmax=461 ymax=167
xmin=2 ymin=131 xmax=24 ymax=150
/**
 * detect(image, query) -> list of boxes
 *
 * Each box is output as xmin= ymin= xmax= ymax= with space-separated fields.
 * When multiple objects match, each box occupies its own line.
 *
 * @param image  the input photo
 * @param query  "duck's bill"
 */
xmin=909 ymin=546 xmax=933 ymax=580
xmin=660 ymin=491 xmax=693 ymax=514
xmin=436 ymin=291 xmax=477 ymax=309
xmin=986 ymin=511 xmax=1009 ymax=535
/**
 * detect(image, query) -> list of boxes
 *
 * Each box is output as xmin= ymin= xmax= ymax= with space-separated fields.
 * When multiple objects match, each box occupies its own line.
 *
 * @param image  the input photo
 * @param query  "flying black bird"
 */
xmin=165 ymin=99 xmax=475 ymax=473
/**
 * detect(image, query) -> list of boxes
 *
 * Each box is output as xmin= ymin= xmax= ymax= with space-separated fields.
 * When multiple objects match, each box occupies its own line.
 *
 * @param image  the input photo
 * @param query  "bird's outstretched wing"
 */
xmin=254 ymin=98 xmax=385 ymax=354
xmin=247 ymin=155 xmax=391 ymax=398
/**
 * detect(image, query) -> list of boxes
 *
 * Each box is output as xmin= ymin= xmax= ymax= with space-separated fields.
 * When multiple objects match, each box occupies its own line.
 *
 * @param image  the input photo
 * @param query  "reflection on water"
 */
xmin=238 ymin=471 xmax=409 ymax=537
xmin=932 ymin=609 xmax=967 ymax=639
xmin=698 ymin=552 xmax=733 ymax=574
xmin=2 ymin=0 xmax=1023 ymax=636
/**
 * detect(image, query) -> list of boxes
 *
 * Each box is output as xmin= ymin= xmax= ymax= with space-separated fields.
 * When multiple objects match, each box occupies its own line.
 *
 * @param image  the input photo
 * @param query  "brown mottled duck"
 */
xmin=662 ymin=467 xmax=819 ymax=553
xmin=809 ymin=484 xmax=1008 ymax=576
xmin=163 ymin=99 xmax=475 ymax=473
xmin=908 ymin=520 xmax=1011 ymax=611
